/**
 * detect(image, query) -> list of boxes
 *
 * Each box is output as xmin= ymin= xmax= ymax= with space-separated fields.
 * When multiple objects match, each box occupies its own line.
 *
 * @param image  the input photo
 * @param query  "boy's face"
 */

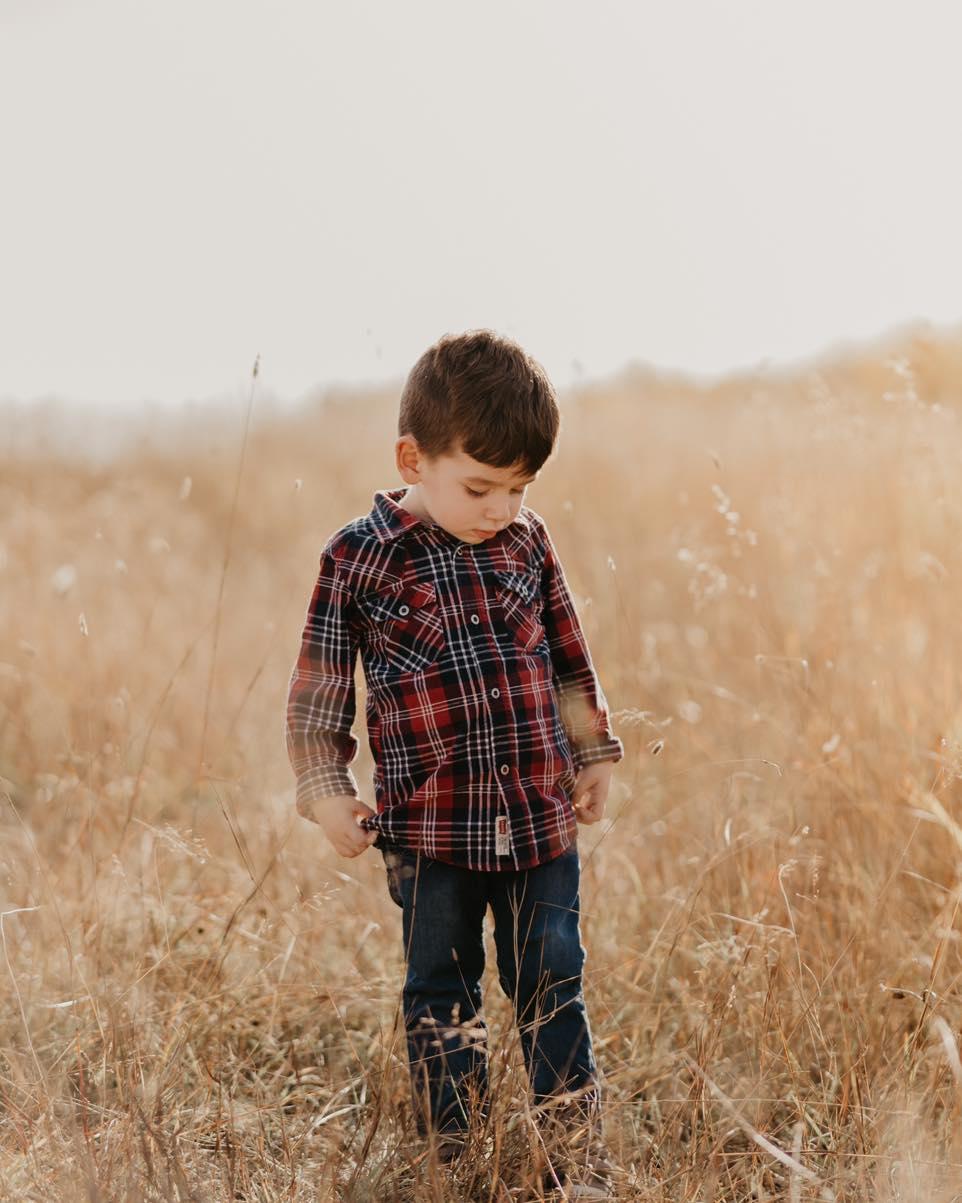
xmin=396 ymin=437 xmax=538 ymax=544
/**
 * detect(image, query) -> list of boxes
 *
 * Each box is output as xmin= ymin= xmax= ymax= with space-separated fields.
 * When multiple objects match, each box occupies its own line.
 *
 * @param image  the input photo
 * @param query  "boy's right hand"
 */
xmin=298 ymin=794 xmax=379 ymax=858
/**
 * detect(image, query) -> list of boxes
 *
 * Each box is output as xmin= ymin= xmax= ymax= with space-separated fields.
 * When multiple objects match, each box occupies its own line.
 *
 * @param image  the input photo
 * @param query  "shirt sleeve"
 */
xmin=538 ymin=521 xmax=624 ymax=772
xmin=286 ymin=544 xmax=361 ymax=814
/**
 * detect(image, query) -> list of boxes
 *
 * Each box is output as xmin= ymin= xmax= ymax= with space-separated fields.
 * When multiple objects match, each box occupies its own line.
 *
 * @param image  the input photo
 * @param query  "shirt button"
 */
xmin=470 ymin=614 xmax=480 ymax=625
xmin=491 ymin=687 xmax=500 ymax=698
xmin=500 ymin=763 xmax=510 ymax=776
xmin=398 ymin=604 xmax=410 ymax=616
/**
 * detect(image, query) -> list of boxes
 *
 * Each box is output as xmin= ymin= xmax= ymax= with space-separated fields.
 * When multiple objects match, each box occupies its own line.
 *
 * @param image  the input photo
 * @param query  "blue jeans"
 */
xmin=376 ymin=835 xmax=600 ymax=1140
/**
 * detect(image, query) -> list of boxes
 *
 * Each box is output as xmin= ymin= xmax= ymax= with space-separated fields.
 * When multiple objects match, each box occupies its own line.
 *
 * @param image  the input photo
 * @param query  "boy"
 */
xmin=286 ymin=330 xmax=624 ymax=1198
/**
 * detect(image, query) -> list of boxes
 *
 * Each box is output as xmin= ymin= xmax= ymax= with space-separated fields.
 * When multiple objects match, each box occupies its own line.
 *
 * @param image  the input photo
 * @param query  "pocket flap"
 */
xmin=494 ymin=567 xmax=540 ymax=605
xmin=405 ymin=580 xmax=437 ymax=609
xmin=358 ymin=579 xmax=436 ymax=624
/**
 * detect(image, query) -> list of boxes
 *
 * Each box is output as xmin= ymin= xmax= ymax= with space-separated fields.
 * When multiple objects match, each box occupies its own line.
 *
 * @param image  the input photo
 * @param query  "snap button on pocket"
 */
xmin=495 ymin=569 xmax=538 ymax=604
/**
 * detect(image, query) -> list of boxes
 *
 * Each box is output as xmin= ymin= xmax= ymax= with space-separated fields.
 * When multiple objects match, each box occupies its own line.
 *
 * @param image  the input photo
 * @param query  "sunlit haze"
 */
xmin=3 ymin=0 xmax=961 ymax=407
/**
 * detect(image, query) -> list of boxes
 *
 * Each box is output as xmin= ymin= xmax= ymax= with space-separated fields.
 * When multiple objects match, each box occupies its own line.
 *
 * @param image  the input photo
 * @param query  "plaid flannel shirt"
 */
xmin=286 ymin=486 xmax=624 ymax=871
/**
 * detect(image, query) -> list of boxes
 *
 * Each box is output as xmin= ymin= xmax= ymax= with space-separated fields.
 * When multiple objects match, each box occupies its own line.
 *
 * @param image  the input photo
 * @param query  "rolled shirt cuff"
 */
xmin=571 ymin=732 xmax=625 ymax=772
xmin=294 ymin=761 xmax=360 ymax=814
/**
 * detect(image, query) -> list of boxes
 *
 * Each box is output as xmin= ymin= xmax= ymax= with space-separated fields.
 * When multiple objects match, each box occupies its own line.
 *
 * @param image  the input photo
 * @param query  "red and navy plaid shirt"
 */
xmin=286 ymin=486 xmax=624 ymax=871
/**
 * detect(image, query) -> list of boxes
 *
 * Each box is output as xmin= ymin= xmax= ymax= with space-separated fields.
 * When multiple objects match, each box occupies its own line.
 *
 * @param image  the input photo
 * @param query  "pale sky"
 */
xmin=3 ymin=0 xmax=961 ymax=408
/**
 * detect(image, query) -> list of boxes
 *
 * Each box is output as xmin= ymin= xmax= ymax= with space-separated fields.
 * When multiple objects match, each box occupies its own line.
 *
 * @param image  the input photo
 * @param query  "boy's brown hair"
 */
xmin=398 ymin=329 xmax=560 ymax=478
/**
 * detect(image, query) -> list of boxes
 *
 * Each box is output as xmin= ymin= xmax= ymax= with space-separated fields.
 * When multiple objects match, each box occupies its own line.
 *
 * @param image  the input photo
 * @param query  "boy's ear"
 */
xmin=395 ymin=435 xmax=422 ymax=484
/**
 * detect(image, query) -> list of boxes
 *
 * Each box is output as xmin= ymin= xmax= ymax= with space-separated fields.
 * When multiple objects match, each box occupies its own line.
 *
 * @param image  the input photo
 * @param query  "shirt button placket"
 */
xmin=456 ymin=542 xmax=511 ymax=863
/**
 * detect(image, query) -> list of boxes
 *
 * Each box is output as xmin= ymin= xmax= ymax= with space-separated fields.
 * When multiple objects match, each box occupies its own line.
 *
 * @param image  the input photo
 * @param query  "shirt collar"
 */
xmin=371 ymin=486 xmax=530 ymax=544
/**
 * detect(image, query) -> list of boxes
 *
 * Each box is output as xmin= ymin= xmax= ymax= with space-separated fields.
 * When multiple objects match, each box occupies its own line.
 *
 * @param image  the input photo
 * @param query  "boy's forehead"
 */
xmin=448 ymin=448 xmax=536 ymax=485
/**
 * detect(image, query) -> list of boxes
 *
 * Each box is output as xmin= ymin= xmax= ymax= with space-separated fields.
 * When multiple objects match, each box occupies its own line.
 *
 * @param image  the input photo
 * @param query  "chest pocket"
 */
xmin=493 ymin=567 xmax=545 ymax=653
xmin=356 ymin=579 xmax=446 ymax=674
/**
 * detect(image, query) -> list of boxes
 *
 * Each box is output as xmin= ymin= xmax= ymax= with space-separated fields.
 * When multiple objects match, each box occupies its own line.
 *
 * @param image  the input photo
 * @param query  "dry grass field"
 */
xmin=4 ymin=328 xmax=962 ymax=1200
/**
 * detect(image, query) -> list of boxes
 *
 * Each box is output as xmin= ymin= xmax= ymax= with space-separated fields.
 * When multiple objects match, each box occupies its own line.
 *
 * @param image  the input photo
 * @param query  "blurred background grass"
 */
xmin=3 ymin=327 xmax=962 ymax=1199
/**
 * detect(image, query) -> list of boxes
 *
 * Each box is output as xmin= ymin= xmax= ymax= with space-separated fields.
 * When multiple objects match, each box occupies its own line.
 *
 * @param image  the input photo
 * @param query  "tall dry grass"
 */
xmin=3 ymin=328 xmax=962 ymax=1200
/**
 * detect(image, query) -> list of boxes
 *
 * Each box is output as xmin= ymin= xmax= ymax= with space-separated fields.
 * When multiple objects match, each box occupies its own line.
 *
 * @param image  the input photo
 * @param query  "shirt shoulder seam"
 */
xmin=322 ymin=518 xmax=375 ymax=564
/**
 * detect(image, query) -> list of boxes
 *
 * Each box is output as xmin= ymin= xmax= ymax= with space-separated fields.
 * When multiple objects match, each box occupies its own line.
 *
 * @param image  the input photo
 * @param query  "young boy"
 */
xmin=286 ymin=330 xmax=624 ymax=1198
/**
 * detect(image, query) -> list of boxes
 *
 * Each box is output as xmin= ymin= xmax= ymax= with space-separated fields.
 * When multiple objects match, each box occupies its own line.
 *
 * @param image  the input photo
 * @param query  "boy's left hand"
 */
xmin=572 ymin=761 xmax=614 ymax=824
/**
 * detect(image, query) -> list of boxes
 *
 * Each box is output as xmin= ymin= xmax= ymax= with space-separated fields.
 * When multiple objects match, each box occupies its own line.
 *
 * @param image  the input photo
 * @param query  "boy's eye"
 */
xmin=463 ymin=485 xmax=527 ymax=499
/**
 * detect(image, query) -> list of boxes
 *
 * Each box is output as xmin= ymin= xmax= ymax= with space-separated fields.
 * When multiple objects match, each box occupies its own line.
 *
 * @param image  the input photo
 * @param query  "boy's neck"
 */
xmin=398 ymin=485 xmax=433 ymax=525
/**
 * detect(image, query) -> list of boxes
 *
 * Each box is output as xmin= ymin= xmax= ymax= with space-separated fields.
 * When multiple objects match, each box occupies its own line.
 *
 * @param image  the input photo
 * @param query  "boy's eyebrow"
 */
xmin=464 ymin=474 xmax=536 ymax=487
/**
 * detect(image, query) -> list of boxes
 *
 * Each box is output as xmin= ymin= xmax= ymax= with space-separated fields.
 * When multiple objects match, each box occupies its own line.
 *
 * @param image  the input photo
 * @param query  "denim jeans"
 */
xmin=375 ymin=834 xmax=600 ymax=1140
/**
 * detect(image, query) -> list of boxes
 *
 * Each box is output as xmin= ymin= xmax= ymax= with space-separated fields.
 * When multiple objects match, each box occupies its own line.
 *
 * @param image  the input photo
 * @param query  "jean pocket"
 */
xmin=381 ymin=844 xmax=418 ymax=908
